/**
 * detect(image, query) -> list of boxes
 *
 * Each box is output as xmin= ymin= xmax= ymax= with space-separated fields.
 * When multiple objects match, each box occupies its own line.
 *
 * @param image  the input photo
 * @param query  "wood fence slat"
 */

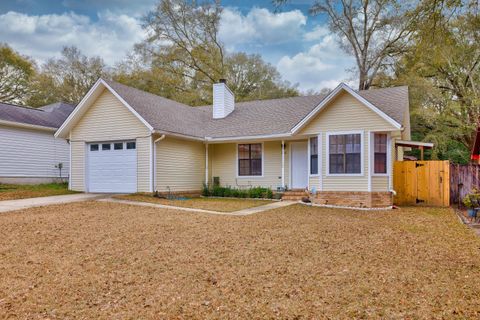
xmin=394 ymin=160 xmax=450 ymax=207
xmin=449 ymin=163 xmax=480 ymax=207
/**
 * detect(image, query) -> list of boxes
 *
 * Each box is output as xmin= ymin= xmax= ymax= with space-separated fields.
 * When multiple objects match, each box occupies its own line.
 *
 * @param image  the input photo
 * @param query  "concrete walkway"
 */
xmin=0 ymin=193 xmax=107 ymax=213
xmin=100 ymin=198 xmax=297 ymax=216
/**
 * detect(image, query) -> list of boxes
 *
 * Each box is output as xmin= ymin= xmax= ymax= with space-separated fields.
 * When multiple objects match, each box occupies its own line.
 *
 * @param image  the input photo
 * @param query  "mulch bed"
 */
xmin=0 ymin=202 xmax=480 ymax=318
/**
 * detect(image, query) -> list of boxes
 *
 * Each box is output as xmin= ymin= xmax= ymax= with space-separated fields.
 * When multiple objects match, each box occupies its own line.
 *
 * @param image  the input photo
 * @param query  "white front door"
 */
xmin=87 ymin=141 xmax=137 ymax=193
xmin=291 ymin=141 xmax=308 ymax=189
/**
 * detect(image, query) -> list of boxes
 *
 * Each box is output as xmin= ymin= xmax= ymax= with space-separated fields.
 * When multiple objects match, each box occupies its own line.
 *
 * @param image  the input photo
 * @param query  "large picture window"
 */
xmin=310 ymin=137 xmax=318 ymax=175
xmin=238 ymin=143 xmax=262 ymax=176
xmin=374 ymin=133 xmax=388 ymax=174
xmin=329 ymin=133 xmax=361 ymax=174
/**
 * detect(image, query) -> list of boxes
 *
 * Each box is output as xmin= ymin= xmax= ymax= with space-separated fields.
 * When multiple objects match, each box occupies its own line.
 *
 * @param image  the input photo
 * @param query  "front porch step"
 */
xmin=282 ymin=189 xmax=309 ymax=201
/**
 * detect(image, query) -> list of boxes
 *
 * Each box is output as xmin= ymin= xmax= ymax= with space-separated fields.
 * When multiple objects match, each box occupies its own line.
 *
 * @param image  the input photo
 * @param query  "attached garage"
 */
xmin=87 ymin=141 xmax=137 ymax=193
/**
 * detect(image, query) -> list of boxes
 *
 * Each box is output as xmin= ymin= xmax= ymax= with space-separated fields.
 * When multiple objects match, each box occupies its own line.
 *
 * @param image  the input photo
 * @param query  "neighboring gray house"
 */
xmin=0 ymin=102 xmax=75 ymax=184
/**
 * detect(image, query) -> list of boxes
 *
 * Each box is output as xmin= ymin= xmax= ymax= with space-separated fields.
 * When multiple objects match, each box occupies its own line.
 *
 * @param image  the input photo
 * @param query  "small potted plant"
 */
xmin=463 ymin=189 xmax=479 ymax=220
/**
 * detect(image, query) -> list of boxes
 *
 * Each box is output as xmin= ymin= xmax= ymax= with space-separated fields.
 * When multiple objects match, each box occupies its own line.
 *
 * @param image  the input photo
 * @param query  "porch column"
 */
xmin=205 ymin=143 xmax=209 ymax=186
xmin=281 ymin=140 xmax=285 ymax=189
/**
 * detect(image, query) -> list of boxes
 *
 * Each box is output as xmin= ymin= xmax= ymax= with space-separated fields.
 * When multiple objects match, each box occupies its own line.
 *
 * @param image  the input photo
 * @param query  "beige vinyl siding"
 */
xmin=372 ymin=176 xmax=389 ymax=191
xmin=210 ymin=141 xmax=288 ymax=190
xmin=299 ymin=91 xmax=398 ymax=192
xmin=155 ymin=137 xmax=205 ymax=192
xmin=70 ymin=141 xmax=85 ymax=191
xmin=70 ymin=89 xmax=152 ymax=192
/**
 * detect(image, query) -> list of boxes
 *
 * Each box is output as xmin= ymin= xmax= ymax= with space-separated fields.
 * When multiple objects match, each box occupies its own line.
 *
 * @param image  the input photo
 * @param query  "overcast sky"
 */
xmin=0 ymin=0 xmax=355 ymax=92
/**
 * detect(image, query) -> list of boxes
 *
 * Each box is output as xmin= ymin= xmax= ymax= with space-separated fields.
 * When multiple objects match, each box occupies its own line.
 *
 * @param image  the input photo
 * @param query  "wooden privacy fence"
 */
xmin=450 ymin=164 xmax=480 ymax=207
xmin=393 ymin=160 xmax=450 ymax=207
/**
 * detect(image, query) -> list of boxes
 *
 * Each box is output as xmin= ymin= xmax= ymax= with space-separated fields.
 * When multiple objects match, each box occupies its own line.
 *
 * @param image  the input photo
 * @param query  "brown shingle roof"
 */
xmin=0 ymin=102 xmax=75 ymax=129
xmin=105 ymin=80 xmax=409 ymax=139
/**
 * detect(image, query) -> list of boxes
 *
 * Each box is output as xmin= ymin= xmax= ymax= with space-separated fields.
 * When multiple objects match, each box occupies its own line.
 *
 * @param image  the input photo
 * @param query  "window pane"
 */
xmin=374 ymin=153 xmax=387 ymax=174
xmin=250 ymin=144 xmax=262 ymax=159
xmin=90 ymin=144 xmax=99 ymax=151
xmin=329 ymin=134 xmax=361 ymax=174
xmin=239 ymin=159 xmax=250 ymax=176
xmin=310 ymin=137 xmax=318 ymax=155
xmin=329 ymin=154 xmax=344 ymax=174
xmin=238 ymin=144 xmax=262 ymax=176
xmin=374 ymin=133 xmax=387 ymax=153
xmin=311 ymin=155 xmax=318 ymax=175
xmin=238 ymin=144 xmax=249 ymax=159
xmin=251 ymin=159 xmax=262 ymax=175
xmin=374 ymin=133 xmax=387 ymax=174
xmin=126 ymin=142 xmax=136 ymax=150
xmin=346 ymin=153 xmax=361 ymax=173
xmin=114 ymin=143 xmax=123 ymax=150
xmin=102 ymin=143 xmax=111 ymax=151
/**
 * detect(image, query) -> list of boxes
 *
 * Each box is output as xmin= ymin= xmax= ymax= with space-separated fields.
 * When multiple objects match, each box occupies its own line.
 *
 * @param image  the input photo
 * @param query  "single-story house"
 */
xmin=0 ymin=101 xmax=75 ymax=184
xmin=55 ymin=78 xmax=414 ymax=208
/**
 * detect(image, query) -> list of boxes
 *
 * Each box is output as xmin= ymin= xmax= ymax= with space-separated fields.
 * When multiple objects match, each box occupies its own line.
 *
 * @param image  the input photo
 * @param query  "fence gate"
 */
xmin=393 ymin=160 xmax=450 ymax=207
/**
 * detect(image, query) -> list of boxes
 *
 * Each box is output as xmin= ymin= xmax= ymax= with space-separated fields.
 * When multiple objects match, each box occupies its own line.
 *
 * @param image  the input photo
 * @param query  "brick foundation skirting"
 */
xmin=312 ymin=191 xmax=393 ymax=208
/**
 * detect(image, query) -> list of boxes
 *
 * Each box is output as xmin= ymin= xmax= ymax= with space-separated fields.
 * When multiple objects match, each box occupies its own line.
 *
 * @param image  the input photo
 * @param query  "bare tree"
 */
xmin=275 ymin=0 xmax=421 ymax=90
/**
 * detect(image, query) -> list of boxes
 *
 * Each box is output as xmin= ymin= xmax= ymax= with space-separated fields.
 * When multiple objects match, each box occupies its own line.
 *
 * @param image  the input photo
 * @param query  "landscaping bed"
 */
xmin=114 ymin=194 xmax=273 ymax=212
xmin=1 ymin=203 xmax=480 ymax=318
xmin=0 ymin=182 xmax=75 ymax=201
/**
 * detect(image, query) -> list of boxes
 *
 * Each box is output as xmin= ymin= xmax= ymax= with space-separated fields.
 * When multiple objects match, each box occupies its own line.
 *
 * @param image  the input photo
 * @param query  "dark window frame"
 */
xmin=373 ymin=133 xmax=388 ymax=174
xmin=102 ymin=143 xmax=111 ymax=151
xmin=328 ymin=133 xmax=362 ymax=175
xmin=238 ymin=143 xmax=263 ymax=177
xmin=126 ymin=142 xmax=136 ymax=150
xmin=310 ymin=137 xmax=318 ymax=175
xmin=90 ymin=144 xmax=99 ymax=151
xmin=114 ymin=142 xmax=124 ymax=150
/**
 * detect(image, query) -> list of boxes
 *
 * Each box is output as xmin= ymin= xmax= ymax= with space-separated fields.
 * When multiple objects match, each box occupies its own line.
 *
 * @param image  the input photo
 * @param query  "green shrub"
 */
xmin=203 ymin=185 xmax=273 ymax=199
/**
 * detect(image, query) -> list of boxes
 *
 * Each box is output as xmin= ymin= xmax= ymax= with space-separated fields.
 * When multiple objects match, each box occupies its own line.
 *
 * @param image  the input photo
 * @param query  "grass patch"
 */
xmin=115 ymin=194 xmax=273 ymax=212
xmin=0 ymin=182 xmax=76 ymax=201
xmin=1 ymin=203 xmax=480 ymax=318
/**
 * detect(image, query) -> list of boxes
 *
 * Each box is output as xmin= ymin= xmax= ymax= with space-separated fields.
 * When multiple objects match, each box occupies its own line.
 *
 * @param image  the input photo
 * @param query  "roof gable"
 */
xmin=291 ymin=83 xmax=402 ymax=134
xmin=55 ymin=79 xmax=153 ymax=138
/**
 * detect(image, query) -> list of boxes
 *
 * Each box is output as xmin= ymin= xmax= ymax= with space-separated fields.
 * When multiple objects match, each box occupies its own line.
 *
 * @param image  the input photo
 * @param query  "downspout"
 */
xmin=205 ymin=143 xmax=209 ymax=187
xmin=153 ymin=134 xmax=166 ymax=192
xmin=281 ymin=140 xmax=285 ymax=189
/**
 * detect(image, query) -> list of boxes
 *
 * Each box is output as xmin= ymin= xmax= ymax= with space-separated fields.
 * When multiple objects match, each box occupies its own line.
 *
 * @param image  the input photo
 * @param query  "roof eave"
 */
xmin=0 ymin=119 xmax=57 ymax=132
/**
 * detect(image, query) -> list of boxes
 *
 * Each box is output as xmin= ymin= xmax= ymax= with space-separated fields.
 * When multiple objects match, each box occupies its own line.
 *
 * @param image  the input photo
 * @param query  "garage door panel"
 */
xmin=87 ymin=141 xmax=137 ymax=193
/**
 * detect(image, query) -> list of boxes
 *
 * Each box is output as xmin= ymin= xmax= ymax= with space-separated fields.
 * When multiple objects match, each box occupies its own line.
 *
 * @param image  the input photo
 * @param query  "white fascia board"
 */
xmin=0 ymin=119 xmax=57 ymax=132
xmin=291 ymin=83 xmax=402 ymax=134
xmin=55 ymin=78 xmax=154 ymax=138
xmin=205 ymin=133 xmax=292 ymax=143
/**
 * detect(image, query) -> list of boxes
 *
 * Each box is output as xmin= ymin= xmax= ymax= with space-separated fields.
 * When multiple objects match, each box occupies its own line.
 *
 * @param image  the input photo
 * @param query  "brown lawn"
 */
xmin=115 ymin=194 xmax=273 ymax=212
xmin=0 ymin=183 xmax=76 ymax=201
xmin=0 ymin=202 xmax=480 ymax=319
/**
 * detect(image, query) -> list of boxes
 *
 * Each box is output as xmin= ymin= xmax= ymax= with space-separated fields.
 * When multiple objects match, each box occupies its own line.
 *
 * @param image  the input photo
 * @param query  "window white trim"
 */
xmin=326 ymin=130 xmax=364 ymax=177
xmin=235 ymin=142 xmax=264 ymax=178
xmin=370 ymin=131 xmax=391 ymax=177
xmin=318 ymin=133 xmax=323 ymax=191
xmin=308 ymin=136 xmax=320 ymax=177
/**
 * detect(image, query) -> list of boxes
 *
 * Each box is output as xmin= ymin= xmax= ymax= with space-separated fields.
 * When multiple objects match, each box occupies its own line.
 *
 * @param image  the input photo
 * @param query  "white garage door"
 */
xmin=87 ymin=141 xmax=137 ymax=193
